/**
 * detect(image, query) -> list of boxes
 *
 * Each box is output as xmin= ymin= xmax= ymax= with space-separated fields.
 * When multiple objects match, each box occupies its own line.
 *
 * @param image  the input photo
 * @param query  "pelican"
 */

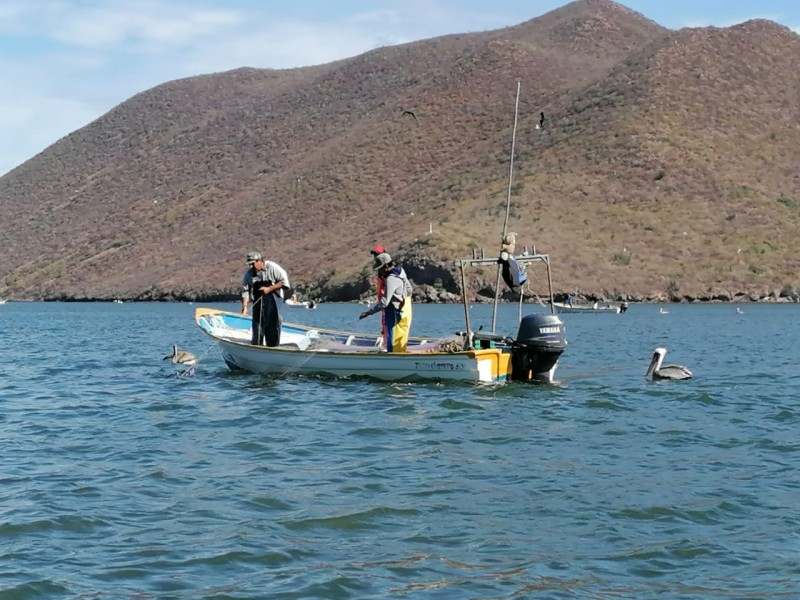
xmin=163 ymin=344 xmax=198 ymax=370
xmin=645 ymin=347 xmax=692 ymax=380
xmin=735 ymin=307 xmax=743 ymax=314
xmin=659 ymin=307 xmax=669 ymax=314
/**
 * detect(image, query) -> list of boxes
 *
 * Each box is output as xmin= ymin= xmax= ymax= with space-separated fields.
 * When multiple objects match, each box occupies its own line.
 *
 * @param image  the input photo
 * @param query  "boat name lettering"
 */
xmin=414 ymin=361 xmax=465 ymax=371
xmin=539 ymin=326 xmax=560 ymax=334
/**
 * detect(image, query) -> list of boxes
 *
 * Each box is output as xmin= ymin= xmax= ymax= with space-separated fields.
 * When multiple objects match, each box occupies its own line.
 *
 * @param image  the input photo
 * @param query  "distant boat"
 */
xmin=0 ymin=299 xmax=6 ymax=305
xmin=553 ymin=301 xmax=621 ymax=314
xmin=284 ymin=297 xmax=318 ymax=309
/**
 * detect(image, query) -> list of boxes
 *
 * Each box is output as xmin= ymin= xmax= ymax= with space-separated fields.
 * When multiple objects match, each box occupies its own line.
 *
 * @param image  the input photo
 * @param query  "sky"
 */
xmin=1 ymin=0 xmax=798 ymax=177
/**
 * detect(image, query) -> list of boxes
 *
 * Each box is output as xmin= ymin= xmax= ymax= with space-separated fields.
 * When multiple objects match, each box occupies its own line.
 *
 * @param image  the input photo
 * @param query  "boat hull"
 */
xmin=215 ymin=337 xmax=510 ymax=382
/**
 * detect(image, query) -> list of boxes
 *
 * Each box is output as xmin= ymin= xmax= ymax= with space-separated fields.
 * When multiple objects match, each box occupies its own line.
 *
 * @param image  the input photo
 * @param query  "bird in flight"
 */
xmin=401 ymin=110 xmax=417 ymax=120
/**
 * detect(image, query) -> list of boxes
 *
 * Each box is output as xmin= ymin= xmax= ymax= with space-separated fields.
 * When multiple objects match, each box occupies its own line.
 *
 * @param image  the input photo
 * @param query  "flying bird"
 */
xmin=401 ymin=110 xmax=417 ymax=120
xmin=645 ymin=347 xmax=692 ymax=381
xmin=164 ymin=344 xmax=198 ymax=373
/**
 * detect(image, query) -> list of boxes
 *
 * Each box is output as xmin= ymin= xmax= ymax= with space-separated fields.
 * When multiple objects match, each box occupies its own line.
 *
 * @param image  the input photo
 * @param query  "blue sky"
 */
xmin=1 ymin=0 xmax=798 ymax=176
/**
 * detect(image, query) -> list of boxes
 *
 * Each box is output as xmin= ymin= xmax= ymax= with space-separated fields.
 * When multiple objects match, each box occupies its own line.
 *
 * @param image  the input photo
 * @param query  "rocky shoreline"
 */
xmin=12 ymin=281 xmax=800 ymax=304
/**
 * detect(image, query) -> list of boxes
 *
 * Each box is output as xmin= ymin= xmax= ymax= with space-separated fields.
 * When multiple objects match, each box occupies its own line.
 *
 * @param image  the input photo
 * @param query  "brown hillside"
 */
xmin=512 ymin=19 xmax=800 ymax=298
xmin=0 ymin=1 xmax=798 ymax=302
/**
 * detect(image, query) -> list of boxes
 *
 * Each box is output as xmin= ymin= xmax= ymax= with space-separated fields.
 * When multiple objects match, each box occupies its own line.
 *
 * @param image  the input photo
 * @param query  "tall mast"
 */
xmin=491 ymin=81 xmax=521 ymax=332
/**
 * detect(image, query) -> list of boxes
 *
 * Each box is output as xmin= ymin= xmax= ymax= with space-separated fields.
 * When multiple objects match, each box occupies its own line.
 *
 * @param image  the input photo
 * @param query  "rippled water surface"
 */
xmin=1 ymin=301 xmax=798 ymax=599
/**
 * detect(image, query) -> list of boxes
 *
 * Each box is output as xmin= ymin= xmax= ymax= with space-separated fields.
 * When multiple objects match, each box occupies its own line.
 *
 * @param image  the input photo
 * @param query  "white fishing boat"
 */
xmin=284 ymin=297 xmax=318 ymax=309
xmin=195 ymin=252 xmax=567 ymax=384
xmin=553 ymin=301 xmax=621 ymax=314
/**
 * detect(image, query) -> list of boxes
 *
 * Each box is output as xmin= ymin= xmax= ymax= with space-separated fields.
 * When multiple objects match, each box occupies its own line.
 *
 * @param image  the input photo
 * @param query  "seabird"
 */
xmin=164 ymin=344 xmax=198 ymax=371
xmin=659 ymin=307 xmax=669 ymax=314
xmin=645 ymin=347 xmax=692 ymax=381
xmin=401 ymin=110 xmax=417 ymax=120
xmin=539 ymin=111 xmax=545 ymax=128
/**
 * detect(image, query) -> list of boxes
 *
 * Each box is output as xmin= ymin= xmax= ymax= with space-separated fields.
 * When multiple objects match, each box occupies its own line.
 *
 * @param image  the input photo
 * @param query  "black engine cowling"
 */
xmin=510 ymin=313 xmax=567 ymax=383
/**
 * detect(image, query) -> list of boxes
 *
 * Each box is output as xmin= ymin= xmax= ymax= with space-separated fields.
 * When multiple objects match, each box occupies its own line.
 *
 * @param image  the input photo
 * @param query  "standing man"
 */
xmin=242 ymin=251 xmax=290 ymax=347
xmin=369 ymin=245 xmax=386 ymax=340
xmin=359 ymin=252 xmax=413 ymax=352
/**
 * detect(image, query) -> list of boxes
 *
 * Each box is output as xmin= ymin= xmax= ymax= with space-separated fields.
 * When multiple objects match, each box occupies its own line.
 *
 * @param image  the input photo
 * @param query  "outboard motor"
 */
xmin=510 ymin=313 xmax=567 ymax=383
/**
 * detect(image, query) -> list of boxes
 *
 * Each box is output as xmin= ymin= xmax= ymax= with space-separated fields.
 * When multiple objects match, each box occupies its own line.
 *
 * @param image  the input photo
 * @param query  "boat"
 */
xmin=195 ymin=251 xmax=567 ymax=384
xmin=553 ymin=301 xmax=621 ymax=314
xmin=284 ymin=297 xmax=318 ymax=309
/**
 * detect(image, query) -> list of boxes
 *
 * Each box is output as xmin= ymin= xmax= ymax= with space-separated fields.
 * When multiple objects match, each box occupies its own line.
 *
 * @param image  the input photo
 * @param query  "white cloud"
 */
xmin=0 ymin=93 xmax=98 ymax=172
xmin=46 ymin=3 xmax=243 ymax=48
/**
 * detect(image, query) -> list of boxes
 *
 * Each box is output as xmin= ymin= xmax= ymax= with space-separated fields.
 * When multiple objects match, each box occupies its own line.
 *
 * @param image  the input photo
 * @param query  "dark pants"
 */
xmin=252 ymin=294 xmax=282 ymax=347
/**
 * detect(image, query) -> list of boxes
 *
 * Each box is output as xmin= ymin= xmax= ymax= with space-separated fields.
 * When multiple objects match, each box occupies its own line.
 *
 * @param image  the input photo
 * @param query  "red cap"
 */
xmin=370 ymin=245 xmax=385 ymax=256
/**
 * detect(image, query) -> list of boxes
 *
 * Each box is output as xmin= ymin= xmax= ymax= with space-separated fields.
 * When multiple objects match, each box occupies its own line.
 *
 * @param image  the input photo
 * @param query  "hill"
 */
xmin=0 ymin=0 xmax=798 ymax=303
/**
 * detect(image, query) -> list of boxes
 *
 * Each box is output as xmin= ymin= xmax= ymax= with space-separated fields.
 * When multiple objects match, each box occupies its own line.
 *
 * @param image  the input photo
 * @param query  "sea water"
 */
xmin=0 ymin=301 xmax=798 ymax=599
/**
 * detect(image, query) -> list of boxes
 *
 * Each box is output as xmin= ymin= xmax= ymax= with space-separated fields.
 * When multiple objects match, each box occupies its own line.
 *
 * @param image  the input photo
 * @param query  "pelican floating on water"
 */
xmin=658 ymin=307 xmax=669 ymax=314
xmin=645 ymin=347 xmax=692 ymax=380
xmin=164 ymin=344 xmax=198 ymax=370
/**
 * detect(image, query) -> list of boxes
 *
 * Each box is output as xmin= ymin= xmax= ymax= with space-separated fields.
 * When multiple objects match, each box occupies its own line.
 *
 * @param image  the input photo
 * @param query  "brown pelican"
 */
xmin=164 ymin=344 xmax=198 ymax=370
xmin=645 ymin=347 xmax=692 ymax=380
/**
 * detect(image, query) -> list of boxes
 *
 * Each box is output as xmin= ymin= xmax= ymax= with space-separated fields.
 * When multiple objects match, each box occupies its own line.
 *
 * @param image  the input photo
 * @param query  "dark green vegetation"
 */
xmin=1 ymin=0 xmax=798 ymax=302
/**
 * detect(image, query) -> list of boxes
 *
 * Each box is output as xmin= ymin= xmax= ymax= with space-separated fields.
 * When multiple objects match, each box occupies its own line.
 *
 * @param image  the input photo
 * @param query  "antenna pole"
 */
xmin=491 ymin=80 xmax=521 ymax=332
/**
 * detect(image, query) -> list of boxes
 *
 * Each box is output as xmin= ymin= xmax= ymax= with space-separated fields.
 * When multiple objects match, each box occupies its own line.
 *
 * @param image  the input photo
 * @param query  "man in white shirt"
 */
xmin=242 ymin=251 xmax=290 ymax=346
